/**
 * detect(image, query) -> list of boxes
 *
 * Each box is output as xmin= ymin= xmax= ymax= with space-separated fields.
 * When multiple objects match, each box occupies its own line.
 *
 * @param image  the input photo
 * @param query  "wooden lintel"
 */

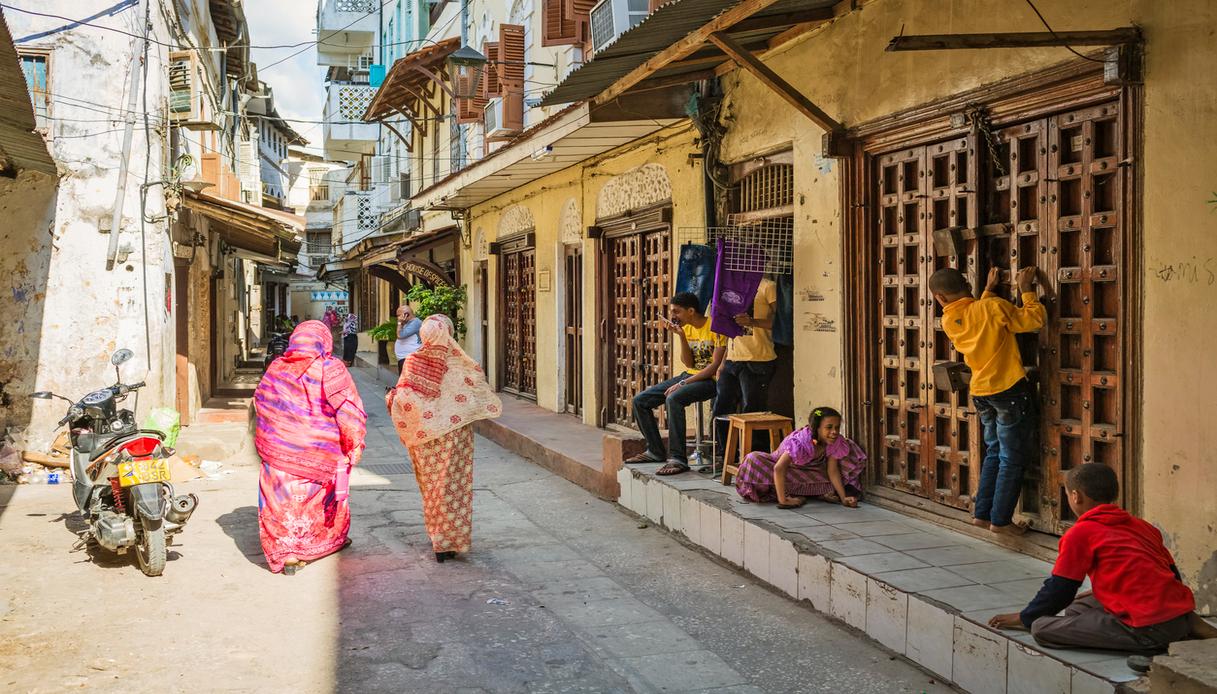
xmin=630 ymin=70 xmax=718 ymax=94
xmin=593 ymin=0 xmax=785 ymax=106
xmin=707 ymin=31 xmax=844 ymax=135
xmin=413 ymin=64 xmax=455 ymax=99
xmin=886 ymin=28 xmax=1142 ymax=52
xmin=381 ymin=119 xmax=413 ymax=153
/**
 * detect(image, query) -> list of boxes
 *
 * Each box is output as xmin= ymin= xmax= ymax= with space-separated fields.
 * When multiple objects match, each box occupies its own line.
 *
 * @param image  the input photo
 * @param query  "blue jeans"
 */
xmin=972 ymin=379 xmax=1037 ymax=527
xmin=632 ymin=373 xmax=717 ymax=464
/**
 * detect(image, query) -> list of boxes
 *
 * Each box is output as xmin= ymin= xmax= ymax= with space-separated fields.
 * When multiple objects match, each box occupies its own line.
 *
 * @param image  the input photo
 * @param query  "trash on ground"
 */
xmin=486 ymin=598 xmax=510 ymax=606
xmin=142 ymin=407 xmax=181 ymax=447
xmin=199 ymin=459 xmax=224 ymax=479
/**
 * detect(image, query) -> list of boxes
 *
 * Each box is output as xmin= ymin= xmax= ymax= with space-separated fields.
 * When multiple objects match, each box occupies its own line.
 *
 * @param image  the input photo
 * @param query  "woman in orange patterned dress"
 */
xmin=386 ymin=314 xmax=501 ymax=562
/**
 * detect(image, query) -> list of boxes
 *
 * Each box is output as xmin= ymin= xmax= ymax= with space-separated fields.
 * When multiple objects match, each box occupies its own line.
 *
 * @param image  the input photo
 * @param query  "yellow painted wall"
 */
xmin=718 ymin=0 xmax=1217 ymax=609
xmin=460 ymin=124 xmax=704 ymax=423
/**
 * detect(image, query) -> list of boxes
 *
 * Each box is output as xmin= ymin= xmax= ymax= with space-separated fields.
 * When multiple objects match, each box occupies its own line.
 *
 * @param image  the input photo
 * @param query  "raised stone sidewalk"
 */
xmin=619 ymin=463 xmax=1146 ymax=694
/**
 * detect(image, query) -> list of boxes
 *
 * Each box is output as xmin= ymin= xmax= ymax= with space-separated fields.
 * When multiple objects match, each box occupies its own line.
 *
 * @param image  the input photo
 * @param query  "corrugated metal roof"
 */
xmin=541 ymin=0 xmax=836 ymax=107
xmin=0 ymin=10 xmax=54 ymax=175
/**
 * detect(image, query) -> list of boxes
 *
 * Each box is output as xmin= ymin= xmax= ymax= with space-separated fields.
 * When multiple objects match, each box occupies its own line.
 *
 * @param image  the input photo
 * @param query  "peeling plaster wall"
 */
xmin=7 ymin=4 xmax=178 ymax=449
xmin=717 ymin=0 xmax=1217 ymax=610
xmin=460 ymin=125 xmax=704 ymax=422
xmin=0 ymin=172 xmax=58 ymax=438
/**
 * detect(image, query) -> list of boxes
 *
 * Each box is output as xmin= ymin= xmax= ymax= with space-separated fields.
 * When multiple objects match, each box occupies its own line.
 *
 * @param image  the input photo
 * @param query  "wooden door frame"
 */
xmin=174 ymin=260 xmax=191 ymax=425
xmin=561 ymin=244 xmax=583 ymax=416
xmin=592 ymin=203 xmax=673 ymax=429
xmin=843 ymin=56 xmax=1143 ymax=524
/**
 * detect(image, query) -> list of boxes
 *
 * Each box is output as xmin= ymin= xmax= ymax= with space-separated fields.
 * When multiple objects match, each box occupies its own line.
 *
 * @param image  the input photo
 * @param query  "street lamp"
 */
xmin=447 ymin=45 xmax=488 ymax=100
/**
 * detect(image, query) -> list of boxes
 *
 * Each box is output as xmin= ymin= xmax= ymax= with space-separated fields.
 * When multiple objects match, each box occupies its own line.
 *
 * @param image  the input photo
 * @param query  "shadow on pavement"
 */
xmin=216 ymin=505 xmax=266 ymax=568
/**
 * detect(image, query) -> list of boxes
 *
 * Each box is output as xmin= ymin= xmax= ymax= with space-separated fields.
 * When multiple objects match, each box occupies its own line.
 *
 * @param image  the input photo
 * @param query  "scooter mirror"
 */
xmin=111 ymin=349 xmax=134 ymax=366
xmin=30 ymin=391 xmax=53 ymax=399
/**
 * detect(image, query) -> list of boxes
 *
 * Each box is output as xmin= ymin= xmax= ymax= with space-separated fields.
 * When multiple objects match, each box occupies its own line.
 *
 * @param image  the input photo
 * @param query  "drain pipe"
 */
xmin=105 ymin=0 xmax=150 ymax=271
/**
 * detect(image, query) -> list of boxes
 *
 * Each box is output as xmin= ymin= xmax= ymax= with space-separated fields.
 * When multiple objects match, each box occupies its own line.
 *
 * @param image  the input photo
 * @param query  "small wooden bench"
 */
xmin=720 ymin=412 xmax=793 ymax=486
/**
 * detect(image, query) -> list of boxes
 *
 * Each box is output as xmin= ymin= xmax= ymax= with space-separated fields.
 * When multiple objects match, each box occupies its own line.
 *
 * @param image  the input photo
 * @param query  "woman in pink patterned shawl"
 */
xmin=735 ymin=406 xmax=868 ymax=509
xmin=253 ymin=320 xmax=367 ymax=574
xmin=386 ymin=314 xmax=501 ymax=563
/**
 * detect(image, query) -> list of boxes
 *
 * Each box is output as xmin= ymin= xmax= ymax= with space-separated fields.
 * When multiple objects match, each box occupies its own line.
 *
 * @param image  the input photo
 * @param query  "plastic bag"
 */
xmin=142 ymin=407 xmax=181 ymax=448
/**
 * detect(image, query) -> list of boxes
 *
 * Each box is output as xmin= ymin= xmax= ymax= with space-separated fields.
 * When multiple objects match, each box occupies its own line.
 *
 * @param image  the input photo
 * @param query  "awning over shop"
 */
xmin=538 ymin=0 xmax=846 ymax=138
xmin=410 ymin=99 xmax=685 ymax=211
xmin=184 ymin=191 xmax=303 ymax=260
xmin=363 ymin=37 xmax=460 ymax=143
xmin=0 ymin=13 xmax=54 ymax=175
xmin=317 ymin=257 xmax=361 ymax=282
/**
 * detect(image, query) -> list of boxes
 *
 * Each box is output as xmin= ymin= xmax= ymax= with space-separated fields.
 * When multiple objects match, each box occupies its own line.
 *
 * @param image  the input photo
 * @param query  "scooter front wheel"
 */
xmin=135 ymin=515 xmax=166 ymax=577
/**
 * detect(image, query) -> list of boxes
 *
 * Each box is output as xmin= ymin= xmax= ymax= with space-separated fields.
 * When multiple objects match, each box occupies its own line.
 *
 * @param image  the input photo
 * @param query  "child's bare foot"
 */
xmin=777 ymin=496 xmax=806 ymax=509
xmin=991 ymin=520 xmax=1031 ymax=536
xmin=822 ymin=492 xmax=839 ymax=503
xmin=972 ymin=518 xmax=991 ymax=529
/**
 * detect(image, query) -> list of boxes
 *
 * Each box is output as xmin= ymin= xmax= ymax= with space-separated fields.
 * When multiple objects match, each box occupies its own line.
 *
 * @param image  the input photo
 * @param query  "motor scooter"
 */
xmin=31 ymin=349 xmax=198 ymax=576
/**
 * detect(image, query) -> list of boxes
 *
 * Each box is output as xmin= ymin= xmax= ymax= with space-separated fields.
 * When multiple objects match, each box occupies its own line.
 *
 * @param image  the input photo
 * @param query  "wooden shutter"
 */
xmin=498 ymin=24 xmax=526 ymax=133
xmin=648 ymin=0 xmax=664 ymax=11
xmin=481 ymin=41 xmax=501 ymax=98
xmin=571 ymin=0 xmax=598 ymax=43
xmin=542 ymin=0 xmax=578 ymax=47
xmin=167 ymin=51 xmax=196 ymax=121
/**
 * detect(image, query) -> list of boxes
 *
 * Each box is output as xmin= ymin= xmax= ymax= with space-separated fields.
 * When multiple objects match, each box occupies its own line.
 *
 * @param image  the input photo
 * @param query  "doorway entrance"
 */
xmin=853 ymin=75 xmax=1134 ymax=535
xmin=497 ymin=233 xmax=537 ymax=397
xmin=563 ymin=245 xmax=583 ymax=415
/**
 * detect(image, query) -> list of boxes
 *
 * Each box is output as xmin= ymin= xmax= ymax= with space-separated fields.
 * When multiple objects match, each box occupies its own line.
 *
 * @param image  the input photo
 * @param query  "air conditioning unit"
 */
xmin=589 ymin=0 xmax=649 ymax=55
xmin=484 ymin=98 xmax=509 ymax=139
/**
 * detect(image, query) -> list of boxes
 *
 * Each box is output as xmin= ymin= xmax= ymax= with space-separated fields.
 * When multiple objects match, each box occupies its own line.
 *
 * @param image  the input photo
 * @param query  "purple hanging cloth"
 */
xmin=710 ymin=238 xmax=764 ymax=339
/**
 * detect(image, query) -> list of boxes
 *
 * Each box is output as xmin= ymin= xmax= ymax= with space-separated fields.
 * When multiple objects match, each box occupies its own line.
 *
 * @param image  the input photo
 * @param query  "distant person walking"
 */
xmin=928 ymin=266 xmax=1045 ymax=535
xmin=387 ymin=315 xmax=501 ymax=563
xmin=394 ymin=303 xmax=423 ymax=376
xmin=253 ymin=320 xmax=367 ymax=575
xmin=340 ymin=313 xmax=359 ymax=366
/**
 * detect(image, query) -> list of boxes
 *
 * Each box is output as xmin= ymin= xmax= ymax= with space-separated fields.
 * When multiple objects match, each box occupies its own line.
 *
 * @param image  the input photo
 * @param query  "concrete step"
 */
xmin=619 ymin=464 xmax=1148 ymax=694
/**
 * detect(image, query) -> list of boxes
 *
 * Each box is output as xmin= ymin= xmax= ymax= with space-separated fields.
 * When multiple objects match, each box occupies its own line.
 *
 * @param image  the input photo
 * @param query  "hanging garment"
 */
xmin=710 ymin=239 xmax=764 ymax=339
xmin=771 ymin=273 xmax=795 ymax=347
xmin=675 ymin=243 xmax=716 ymax=313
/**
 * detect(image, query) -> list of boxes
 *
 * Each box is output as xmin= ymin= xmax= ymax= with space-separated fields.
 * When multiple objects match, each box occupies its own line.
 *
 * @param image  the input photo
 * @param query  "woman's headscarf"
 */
xmin=387 ymin=314 xmax=501 ymax=446
xmin=254 ymin=320 xmax=367 ymax=481
xmin=341 ymin=313 xmax=359 ymax=338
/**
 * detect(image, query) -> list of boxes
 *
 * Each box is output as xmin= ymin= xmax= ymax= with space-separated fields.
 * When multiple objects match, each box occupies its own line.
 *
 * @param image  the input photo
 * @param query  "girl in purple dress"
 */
xmin=734 ymin=407 xmax=867 ymax=509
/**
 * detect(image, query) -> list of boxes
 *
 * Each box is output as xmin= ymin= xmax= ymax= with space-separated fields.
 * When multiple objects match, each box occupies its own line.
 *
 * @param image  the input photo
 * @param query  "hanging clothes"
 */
xmin=771 ymin=273 xmax=795 ymax=347
xmin=709 ymin=238 xmax=764 ymax=339
xmin=675 ymin=243 xmax=716 ymax=313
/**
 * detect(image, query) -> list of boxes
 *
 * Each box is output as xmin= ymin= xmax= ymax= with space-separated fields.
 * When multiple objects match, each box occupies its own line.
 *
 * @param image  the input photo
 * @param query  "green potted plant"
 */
xmin=406 ymin=284 xmax=468 ymax=338
xmin=367 ymin=320 xmax=397 ymax=365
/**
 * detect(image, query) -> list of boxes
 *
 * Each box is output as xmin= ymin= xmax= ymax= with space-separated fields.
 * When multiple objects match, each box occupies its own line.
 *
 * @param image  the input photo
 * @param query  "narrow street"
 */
xmin=0 ymin=367 xmax=949 ymax=694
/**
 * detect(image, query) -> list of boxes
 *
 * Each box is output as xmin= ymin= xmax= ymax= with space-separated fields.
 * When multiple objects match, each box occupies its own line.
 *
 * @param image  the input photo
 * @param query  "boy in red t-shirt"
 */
xmin=989 ymin=464 xmax=1205 ymax=652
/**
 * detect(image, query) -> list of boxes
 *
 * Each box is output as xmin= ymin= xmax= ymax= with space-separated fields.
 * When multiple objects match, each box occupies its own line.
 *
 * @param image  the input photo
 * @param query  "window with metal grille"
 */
xmin=311 ymin=182 xmax=330 ymax=201
xmin=736 ymin=163 xmax=794 ymax=214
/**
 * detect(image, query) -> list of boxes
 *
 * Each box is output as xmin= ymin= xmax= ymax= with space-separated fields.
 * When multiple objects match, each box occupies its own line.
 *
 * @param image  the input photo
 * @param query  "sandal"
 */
xmin=625 ymin=451 xmax=665 ymax=465
xmin=656 ymin=461 xmax=690 ymax=476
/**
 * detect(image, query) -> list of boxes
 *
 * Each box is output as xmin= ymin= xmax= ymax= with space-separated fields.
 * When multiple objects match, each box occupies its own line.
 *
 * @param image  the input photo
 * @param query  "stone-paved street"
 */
xmin=0 ymin=367 xmax=951 ymax=693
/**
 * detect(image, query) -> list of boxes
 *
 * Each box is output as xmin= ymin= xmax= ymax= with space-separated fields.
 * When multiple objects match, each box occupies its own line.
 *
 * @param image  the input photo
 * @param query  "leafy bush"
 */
xmin=406 ymin=284 xmax=468 ymax=338
xmin=367 ymin=320 xmax=397 ymax=342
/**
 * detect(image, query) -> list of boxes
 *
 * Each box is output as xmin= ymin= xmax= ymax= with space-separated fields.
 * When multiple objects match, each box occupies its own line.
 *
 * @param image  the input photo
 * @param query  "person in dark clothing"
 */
xmin=988 ymin=464 xmax=1212 ymax=652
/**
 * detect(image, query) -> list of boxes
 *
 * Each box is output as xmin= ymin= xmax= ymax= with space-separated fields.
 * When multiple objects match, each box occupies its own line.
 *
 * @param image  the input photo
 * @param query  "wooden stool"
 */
xmin=720 ymin=412 xmax=794 ymax=486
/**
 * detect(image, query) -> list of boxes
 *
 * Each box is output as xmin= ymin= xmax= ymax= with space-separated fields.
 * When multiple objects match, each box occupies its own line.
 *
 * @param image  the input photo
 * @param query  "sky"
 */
xmin=244 ymin=0 xmax=328 ymax=151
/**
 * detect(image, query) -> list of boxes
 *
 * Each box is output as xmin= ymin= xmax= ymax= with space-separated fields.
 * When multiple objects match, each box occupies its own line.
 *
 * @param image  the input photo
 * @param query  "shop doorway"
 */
xmin=497 ymin=233 xmax=537 ymax=397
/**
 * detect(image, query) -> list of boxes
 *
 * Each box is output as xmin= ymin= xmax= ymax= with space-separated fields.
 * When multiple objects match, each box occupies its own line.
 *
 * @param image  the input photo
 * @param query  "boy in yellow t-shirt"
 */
xmin=626 ymin=292 xmax=726 ymax=475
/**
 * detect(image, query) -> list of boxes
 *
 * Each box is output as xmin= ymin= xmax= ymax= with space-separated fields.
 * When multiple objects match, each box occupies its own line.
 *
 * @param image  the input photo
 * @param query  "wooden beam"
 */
xmin=886 ymin=28 xmax=1142 ymax=52
xmin=592 ymin=0 xmax=786 ymax=106
xmin=381 ymin=119 xmax=414 ymax=153
xmin=413 ymin=64 xmax=455 ymax=98
xmin=728 ymin=7 xmax=833 ymax=33
xmin=706 ymin=31 xmax=843 ymax=134
xmin=767 ymin=20 xmax=827 ymax=50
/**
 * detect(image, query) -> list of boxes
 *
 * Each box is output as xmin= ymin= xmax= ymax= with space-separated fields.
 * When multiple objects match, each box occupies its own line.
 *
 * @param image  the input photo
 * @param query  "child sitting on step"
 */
xmin=734 ymin=407 xmax=868 ymax=509
xmin=988 ymin=463 xmax=1215 ymax=652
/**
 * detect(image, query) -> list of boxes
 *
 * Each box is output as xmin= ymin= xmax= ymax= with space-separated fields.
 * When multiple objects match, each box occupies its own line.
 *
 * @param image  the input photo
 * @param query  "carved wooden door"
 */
xmin=501 ymin=245 xmax=537 ymax=396
xmin=564 ymin=245 xmax=583 ymax=415
xmin=875 ymin=138 xmax=979 ymax=510
xmin=604 ymin=226 xmax=672 ymax=427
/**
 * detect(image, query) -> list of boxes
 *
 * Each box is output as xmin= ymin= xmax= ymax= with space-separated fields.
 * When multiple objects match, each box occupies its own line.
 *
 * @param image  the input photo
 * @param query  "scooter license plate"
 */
xmin=117 ymin=459 xmax=171 ymax=487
